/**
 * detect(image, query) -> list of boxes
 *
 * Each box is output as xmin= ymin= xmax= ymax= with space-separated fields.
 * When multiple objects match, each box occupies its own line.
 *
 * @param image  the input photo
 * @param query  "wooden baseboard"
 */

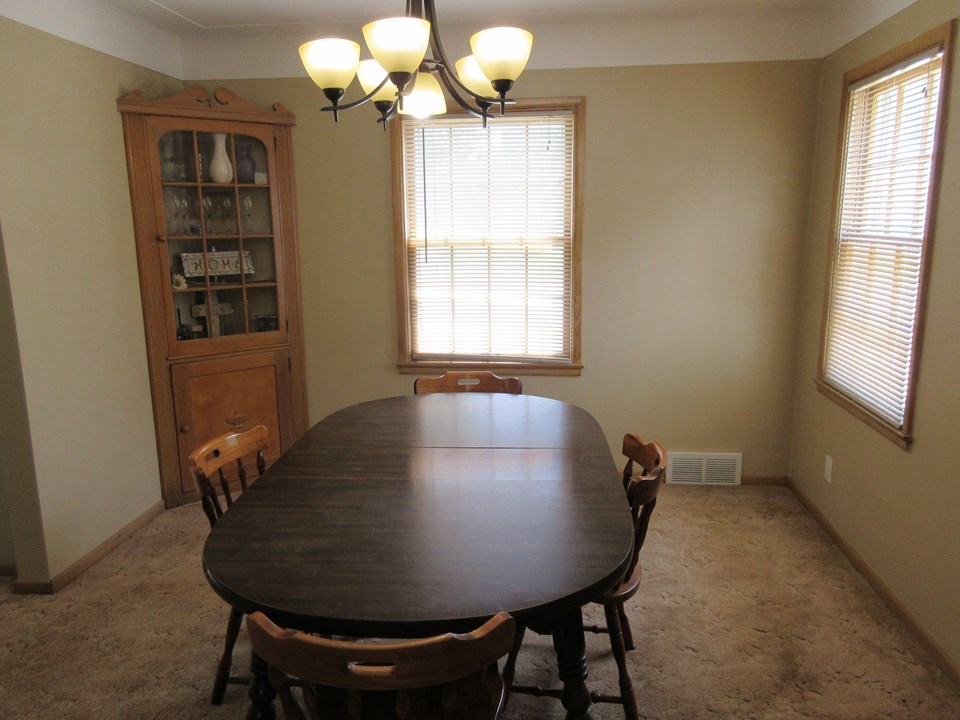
xmin=786 ymin=479 xmax=960 ymax=690
xmin=11 ymin=501 xmax=164 ymax=595
xmin=10 ymin=580 xmax=53 ymax=594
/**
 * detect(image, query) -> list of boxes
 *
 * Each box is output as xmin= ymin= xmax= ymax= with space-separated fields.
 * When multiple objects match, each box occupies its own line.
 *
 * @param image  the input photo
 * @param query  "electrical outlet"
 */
xmin=824 ymin=455 xmax=833 ymax=484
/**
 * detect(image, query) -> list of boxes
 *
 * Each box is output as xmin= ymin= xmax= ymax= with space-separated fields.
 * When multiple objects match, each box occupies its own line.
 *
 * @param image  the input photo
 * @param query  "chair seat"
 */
xmin=600 ymin=562 xmax=642 ymax=605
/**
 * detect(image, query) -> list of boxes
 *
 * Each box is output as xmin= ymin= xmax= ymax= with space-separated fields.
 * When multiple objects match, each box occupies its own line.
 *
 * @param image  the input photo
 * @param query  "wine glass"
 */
xmin=188 ymin=196 xmax=200 ymax=234
xmin=167 ymin=196 xmax=181 ymax=234
xmin=221 ymin=196 xmax=233 ymax=234
xmin=243 ymin=195 xmax=254 ymax=233
xmin=175 ymin=196 xmax=188 ymax=234
xmin=202 ymin=196 xmax=213 ymax=233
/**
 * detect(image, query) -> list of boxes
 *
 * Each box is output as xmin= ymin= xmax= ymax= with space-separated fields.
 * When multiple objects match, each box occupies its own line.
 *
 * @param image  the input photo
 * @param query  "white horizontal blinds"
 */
xmin=402 ymin=111 xmax=575 ymax=362
xmin=823 ymin=48 xmax=943 ymax=428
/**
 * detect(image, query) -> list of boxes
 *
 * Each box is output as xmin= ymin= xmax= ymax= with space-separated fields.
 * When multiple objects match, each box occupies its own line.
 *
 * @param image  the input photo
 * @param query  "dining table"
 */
xmin=203 ymin=392 xmax=635 ymax=720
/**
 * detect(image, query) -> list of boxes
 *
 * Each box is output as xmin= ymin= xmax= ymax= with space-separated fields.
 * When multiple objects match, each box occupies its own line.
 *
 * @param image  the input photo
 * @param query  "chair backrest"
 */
xmin=413 ymin=371 xmax=522 ymax=395
xmin=621 ymin=434 xmax=667 ymax=577
xmin=247 ymin=611 xmax=516 ymax=720
xmin=188 ymin=424 xmax=269 ymax=529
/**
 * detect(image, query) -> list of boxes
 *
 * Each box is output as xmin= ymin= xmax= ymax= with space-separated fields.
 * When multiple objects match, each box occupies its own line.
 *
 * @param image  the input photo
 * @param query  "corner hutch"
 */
xmin=118 ymin=86 xmax=308 ymax=506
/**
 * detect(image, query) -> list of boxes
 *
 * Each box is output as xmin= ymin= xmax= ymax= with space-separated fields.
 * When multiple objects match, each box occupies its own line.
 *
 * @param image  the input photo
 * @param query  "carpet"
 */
xmin=2 ymin=485 xmax=958 ymax=719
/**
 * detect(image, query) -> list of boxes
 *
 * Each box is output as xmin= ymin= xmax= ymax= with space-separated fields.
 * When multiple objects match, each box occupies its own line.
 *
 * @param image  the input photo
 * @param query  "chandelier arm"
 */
xmin=376 ymin=101 xmax=399 ymax=131
xmin=424 ymin=58 xmax=498 ymax=107
xmin=422 ymin=0 xmax=498 ymax=108
xmin=434 ymin=67 xmax=485 ymax=119
xmin=422 ymin=0 xmax=448 ymax=66
xmin=319 ymin=76 xmax=393 ymax=113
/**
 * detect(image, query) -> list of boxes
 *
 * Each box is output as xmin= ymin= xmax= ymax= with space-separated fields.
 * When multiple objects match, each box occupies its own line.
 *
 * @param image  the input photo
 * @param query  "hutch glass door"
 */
xmin=158 ymin=129 xmax=280 ymax=343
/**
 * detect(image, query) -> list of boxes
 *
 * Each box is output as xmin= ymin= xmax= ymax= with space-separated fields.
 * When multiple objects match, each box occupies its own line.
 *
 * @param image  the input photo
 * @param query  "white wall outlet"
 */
xmin=824 ymin=455 xmax=833 ymax=484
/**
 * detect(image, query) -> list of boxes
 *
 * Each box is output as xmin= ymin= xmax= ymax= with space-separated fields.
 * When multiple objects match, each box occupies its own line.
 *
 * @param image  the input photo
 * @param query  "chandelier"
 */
xmin=298 ymin=0 xmax=533 ymax=126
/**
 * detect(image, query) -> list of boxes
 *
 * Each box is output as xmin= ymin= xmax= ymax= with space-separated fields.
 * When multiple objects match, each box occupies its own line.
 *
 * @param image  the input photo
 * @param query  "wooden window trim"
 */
xmin=391 ymin=97 xmax=585 ymax=376
xmin=815 ymin=21 xmax=956 ymax=448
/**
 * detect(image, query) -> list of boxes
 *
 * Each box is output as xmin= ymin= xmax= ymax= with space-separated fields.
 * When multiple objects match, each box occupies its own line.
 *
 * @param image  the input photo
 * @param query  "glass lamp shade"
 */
xmin=362 ymin=17 xmax=431 ymax=74
xmin=470 ymin=27 xmax=533 ymax=82
xmin=455 ymin=55 xmax=494 ymax=98
xmin=398 ymin=72 xmax=447 ymax=119
xmin=298 ymin=38 xmax=361 ymax=89
xmin=358 ymin=59 xmax=398 ymax=102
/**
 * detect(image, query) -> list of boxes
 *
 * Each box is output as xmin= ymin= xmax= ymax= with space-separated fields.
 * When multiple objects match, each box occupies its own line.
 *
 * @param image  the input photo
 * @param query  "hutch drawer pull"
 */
xmin=179 ymin=424 xmax=190 ymax=433
xmin=226 ymin=414 xmax=248 ymax=427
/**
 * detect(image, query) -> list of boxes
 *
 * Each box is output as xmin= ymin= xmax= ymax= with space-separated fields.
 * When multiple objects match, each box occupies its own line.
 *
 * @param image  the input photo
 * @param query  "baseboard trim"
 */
xmin=786 ymin=478 xmax=960 ymax=689
xmin=11 ymin=501 xmax=164 ymax=595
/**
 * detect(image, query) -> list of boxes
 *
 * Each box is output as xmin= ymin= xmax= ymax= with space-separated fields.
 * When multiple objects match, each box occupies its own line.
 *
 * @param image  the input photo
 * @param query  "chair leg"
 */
xmin=211 ymin=607 xmax=243 ymax=705
xmin=500 ymin=623 xmax=526 ymax=706
xmin=604 ymin=603 xmax=639 ymax=720
xmin=618 ymin=604 xmax=635 ymax=652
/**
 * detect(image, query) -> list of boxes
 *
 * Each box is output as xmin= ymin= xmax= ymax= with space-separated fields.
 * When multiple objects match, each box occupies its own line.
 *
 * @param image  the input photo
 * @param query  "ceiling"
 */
xmin=105 ymin=0 xmax=826 ymax=34
xmin=2 ymin=0 xmax=917 ymax=79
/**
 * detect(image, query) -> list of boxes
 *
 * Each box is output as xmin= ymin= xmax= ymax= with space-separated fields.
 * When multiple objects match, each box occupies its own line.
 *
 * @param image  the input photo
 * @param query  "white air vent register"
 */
xmin=666 ymin=452 xmax=742 ymax=485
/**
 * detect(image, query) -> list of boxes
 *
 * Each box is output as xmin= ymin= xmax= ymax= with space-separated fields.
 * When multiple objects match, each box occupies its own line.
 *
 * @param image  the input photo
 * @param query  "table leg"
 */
xmin=551 ymin=609 xmax=592 ymax=720
xmin=246 ymin=651 xmax=277 ymax=720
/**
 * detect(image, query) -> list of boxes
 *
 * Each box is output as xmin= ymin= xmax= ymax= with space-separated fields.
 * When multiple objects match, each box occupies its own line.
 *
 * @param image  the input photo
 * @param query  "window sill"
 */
xmin=398 ymin=361 xmax=582 ymax=377
xmin=814 ymin=378 xmax=912 ymax=450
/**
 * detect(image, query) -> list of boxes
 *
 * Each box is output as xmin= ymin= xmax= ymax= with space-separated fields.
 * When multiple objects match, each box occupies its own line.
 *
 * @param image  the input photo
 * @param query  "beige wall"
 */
xmin=791 ymin=0 xmax=960 ymax=668
xmin=0 ymin=17 xmax=178 ymax=580
xmin=0 ymin=222 xmax=37 ymax=573
xmin=204 ymin=59 xmax=820 ymax=473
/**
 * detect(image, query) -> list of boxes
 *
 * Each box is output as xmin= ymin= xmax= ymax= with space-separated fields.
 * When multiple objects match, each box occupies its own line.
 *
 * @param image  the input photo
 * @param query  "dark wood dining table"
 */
xmin=203 ymin=393 xmax=635 ymax=720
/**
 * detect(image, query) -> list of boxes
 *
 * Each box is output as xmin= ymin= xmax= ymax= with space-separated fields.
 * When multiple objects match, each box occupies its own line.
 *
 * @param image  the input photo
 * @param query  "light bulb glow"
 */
xmin=399 ymin=72 xmax=447 ymax=119
xmin=470 ymin=27 xmax=533 ymax=82
xmin=298 ymin=38 xmax=360 ymax=90
xmin=358 ymin=59 xmax=398 ymax=102
xmin=455 ymin=55 xmax=494 ymax=98
xmin=362 ymin=17 xmax=431 ymax=74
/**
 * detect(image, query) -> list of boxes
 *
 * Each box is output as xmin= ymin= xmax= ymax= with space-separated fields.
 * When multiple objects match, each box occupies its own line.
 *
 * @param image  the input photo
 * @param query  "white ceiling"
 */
xmin=103 ymin=0 xmax=826 ymax=33
xmin=1 ymin=0 xmax=917 ymax=79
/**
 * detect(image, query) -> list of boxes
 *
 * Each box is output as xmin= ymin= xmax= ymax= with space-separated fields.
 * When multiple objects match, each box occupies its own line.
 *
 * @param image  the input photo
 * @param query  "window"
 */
xmin=817 ymin=23 xmax=954 ymax=447
xmin=392 ymin=99 xmax=583 ymax=374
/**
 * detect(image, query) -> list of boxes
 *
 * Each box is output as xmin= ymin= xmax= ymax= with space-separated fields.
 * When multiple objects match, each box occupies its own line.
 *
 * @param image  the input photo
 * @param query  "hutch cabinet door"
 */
xmin=171 ymin=350 xmax=294 ymax=496
xmin=152 ymin=122 xmax=287 ymax=354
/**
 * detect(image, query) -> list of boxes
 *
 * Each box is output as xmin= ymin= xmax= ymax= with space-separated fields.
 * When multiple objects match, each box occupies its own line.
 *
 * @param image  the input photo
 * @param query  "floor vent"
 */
xmin=666 ymin=452 xmax=742 ymax=485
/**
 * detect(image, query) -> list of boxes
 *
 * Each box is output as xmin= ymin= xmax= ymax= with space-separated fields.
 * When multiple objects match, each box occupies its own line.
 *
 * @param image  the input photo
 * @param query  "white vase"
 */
xmin=209 ymin=133 xmax=233 ymax=183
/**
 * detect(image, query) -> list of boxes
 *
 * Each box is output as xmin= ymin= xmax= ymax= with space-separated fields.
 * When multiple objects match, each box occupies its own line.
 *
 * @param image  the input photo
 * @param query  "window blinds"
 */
xmin=822 ymin=48 xmax=943 ymax=429
xmin=400 ymin=111 xmax=575 ymax=363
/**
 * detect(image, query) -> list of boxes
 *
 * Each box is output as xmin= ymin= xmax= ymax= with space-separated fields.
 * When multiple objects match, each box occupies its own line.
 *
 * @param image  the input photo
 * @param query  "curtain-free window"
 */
xmin=394 ymin=100 xmax=583 ymax=373
xmin=818 ymin=24 xmax=953 ymax=446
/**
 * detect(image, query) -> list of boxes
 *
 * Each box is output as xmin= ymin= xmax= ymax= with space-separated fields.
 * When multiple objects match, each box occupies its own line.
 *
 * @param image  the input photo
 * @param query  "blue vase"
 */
xmin=236 ymin=143 xmax=255 ymax=184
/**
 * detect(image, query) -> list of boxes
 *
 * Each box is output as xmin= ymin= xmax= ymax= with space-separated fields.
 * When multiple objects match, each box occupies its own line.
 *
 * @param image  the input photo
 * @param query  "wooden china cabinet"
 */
xmin=118 ymin=86 xmax=308 ymax=506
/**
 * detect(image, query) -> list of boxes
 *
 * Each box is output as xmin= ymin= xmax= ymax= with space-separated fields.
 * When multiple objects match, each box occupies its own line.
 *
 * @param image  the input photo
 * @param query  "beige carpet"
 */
xmin=2 ymin=485 xmax=958 ymax=719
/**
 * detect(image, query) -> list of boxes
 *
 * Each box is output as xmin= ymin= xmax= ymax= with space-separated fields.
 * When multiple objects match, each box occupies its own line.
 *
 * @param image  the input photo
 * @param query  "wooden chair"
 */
xmin=188 ymin=424 xmax=269 ymax=705
xmin=503 ymin=433 xmax=666 ymax=720
xmin=413 ymin=371 xmax=522 ymax=395
xmin=189 ymin=424 xmax=268 ymax=529
xmin=246 ymin=611 xmax=517 ymax=720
